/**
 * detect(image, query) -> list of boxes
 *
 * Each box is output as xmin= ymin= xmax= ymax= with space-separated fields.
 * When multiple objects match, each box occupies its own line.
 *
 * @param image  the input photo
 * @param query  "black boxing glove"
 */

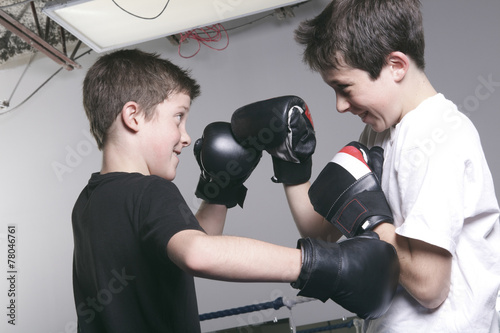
xmin=308 ymin=142 xmax=393 ymax=238
xmin=231 ymin=95 xmax=316 ymax=185
xmin=194 ymin=122 xmax=262 ymax=208
xmin=292 ymin=231 xmax=400 ymax=320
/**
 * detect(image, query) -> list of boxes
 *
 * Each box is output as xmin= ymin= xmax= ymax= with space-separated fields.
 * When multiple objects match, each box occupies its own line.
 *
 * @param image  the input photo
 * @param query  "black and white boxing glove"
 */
xmin=231 ymin=95 xmax=316 ymax=185
xmin=292 ymin=231 xmax=400 ymax=320
xmin=194 ymin=122 xmax=262 ymax=208
xmin=308 ymin=142 xmax=393 ymax=238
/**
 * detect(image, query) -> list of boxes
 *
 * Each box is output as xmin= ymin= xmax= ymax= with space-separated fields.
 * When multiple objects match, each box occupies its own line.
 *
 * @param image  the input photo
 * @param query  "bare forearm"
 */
xmin=284 ymin=183 xmax=342 ymax=242
xmin=374 ymin=223 xmax=452 ymax=309
xmin=168 ymin=230 xmax=301 ymax=283
xmin=195 ymin=201 xmax=227 ymax=235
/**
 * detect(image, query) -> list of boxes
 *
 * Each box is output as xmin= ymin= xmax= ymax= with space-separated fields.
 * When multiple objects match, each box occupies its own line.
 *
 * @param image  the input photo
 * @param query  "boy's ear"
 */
xmin=121 ymin=101 xmax=142 ymax=132
xmin=387 ymin=51 xmax=410 ymax=82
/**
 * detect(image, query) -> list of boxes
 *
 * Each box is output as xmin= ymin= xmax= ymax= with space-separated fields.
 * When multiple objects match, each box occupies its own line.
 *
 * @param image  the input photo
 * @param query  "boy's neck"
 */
xmin=100 ymin=143 xmax=148 ymax=175
xmin=402 ymin=69 xmax=437 ymax=117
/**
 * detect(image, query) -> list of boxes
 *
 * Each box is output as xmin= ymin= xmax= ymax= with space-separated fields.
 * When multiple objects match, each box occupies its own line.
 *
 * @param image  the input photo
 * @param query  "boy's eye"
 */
xmin=335 ymin=84 xmax=352 ymax=96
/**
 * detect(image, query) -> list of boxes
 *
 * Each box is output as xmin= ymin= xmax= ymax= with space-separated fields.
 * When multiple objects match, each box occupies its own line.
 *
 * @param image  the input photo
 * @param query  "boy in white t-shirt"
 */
xmin=271 ymin=0 xmax=500 ymax=332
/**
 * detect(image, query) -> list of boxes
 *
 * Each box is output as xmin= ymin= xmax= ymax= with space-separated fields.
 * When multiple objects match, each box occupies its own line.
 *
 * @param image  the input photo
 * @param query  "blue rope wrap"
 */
xmin=199 ymin=297 xmax=285 ymax=321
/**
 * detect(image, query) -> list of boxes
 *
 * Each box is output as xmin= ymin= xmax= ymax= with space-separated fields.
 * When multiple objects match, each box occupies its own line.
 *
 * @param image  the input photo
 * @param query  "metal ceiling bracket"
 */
xmin=0 ymin=9 xmax=80 ymax=70
xmin=29 ymin=1 xmax=43 ymax=38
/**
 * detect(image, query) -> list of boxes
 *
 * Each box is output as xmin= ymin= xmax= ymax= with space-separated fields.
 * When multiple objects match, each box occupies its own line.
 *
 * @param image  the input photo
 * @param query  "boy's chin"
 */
xmin=369 ymin=122 xmax=390 ymax=133
xmin=153 ymin=169 xmax=176 ymax=181
xmin=164 ymin=173 xmax=176 ymax=181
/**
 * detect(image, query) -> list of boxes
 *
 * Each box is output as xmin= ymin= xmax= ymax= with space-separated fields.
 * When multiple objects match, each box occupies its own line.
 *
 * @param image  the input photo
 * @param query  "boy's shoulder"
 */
xmin=403 ymin=94 xmax=474 ymax=133
xmin=395 ymin=94 xmax=482 ymax=155
xmin=88 ymin=172 xmax=178 ymax=195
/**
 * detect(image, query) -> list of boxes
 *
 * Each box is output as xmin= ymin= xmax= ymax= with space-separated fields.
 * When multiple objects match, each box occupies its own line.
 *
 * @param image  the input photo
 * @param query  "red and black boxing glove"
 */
xmin=308 ymin=142 xmax=393 ymax=238
xmin=230 ymin=95 xmax=316 ymax=185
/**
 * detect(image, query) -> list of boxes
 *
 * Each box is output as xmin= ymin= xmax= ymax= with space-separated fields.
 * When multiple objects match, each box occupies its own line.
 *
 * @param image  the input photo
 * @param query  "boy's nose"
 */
xmin=182 ymin=131 xmax=191 ymax=147
xmin=336 ymin=95 xmax=350 ymax=113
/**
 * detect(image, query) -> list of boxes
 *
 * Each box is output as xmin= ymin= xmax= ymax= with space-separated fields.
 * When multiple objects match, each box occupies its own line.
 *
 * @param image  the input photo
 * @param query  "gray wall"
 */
xmin=0 ymin=0 xmax=499 ymax=332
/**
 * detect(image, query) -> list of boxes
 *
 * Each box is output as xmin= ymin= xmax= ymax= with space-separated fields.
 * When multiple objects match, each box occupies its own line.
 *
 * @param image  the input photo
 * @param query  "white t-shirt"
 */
xmin=359 ymin=94 xmax=500 ymax=333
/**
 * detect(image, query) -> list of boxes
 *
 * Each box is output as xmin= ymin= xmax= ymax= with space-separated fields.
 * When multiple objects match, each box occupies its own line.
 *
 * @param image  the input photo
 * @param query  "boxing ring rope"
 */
xmin=199 ymin=296 xmax=314 ymax=321
xmin=199 ymin=296 xmax=362 ymax=332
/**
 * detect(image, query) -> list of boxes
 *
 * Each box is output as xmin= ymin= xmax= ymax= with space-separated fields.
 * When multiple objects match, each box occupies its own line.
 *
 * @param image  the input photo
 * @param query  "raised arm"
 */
xmin=229 ymin=96 xmax=342 ymax=240
xmin=284 ymin=182 xmax=342 ymax=241
xmin=195 ymin=201 xmax=227 ymax=236
xmin=192 ymin=121 xmax=261 ymax=235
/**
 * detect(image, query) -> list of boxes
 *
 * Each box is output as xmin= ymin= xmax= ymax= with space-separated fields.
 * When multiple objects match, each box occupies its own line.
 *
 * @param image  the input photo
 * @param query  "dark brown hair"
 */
xmin=83 ymin=49 xmax=200 ymax=150
xmin=295 ymin=0 xmax=425 ymax=79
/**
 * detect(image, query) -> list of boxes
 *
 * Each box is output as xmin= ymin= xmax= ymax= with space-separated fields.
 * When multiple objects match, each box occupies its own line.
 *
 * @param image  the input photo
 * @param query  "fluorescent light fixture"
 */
xmin=43 ymin=0 xmax=308 ymax=53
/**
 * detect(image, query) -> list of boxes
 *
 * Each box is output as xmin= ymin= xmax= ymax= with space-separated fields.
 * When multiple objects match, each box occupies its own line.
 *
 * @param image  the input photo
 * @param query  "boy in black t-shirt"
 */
xmin=73 ymin=49 xmax=306 ymax=332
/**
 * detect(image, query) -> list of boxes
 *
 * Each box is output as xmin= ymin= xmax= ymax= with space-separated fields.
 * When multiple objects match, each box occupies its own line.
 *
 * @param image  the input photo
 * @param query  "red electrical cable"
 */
xmin=178 ymin=23 xmax=229 ymax=58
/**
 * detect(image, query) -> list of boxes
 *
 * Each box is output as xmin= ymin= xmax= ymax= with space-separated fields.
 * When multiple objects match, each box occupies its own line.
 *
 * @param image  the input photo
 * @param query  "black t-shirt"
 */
xmin=72 ymin=172 xmax=205 ymax=332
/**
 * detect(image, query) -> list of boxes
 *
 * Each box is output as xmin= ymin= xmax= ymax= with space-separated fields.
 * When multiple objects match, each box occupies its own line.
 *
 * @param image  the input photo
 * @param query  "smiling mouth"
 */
xmin=358 ymin=111 xmax=368 ymax=121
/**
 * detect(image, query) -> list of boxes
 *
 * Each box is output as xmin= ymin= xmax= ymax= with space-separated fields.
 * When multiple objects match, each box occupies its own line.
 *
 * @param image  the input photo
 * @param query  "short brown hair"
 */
xmin=83 ymin=49 xmax=201 ymax=150
xmin=295 ymin=0 xmax=425 ymax=79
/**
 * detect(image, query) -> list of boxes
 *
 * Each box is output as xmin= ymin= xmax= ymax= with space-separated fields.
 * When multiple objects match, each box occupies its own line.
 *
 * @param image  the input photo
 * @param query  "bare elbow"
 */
xmin=416 ymin=281 xmax=450 ymax=309
xmin=401 ymin=237 xmax=453 ymax=310
xmin=183 ymin=255 xmax=213 ymax=277
xmin=178 ymin=239 xmax=213 ymax=277
xmin=168 ymin=231 xmax=214 ymax=277
xmin=417 ymin=260 xmax=452 ymax=309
